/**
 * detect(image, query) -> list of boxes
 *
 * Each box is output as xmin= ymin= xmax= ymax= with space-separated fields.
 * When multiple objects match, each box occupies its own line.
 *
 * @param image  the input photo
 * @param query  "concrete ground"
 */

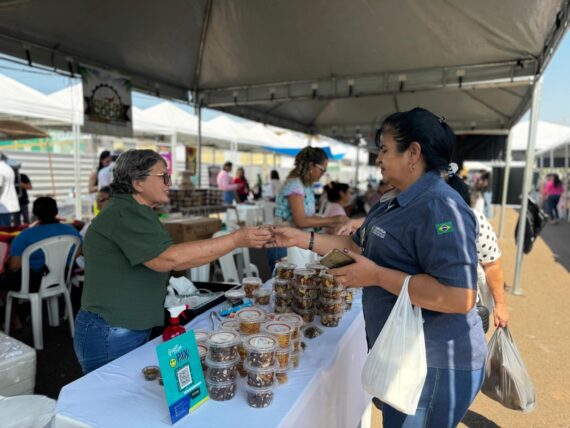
xmin=371 ymin=208 xmax=570 ymax=428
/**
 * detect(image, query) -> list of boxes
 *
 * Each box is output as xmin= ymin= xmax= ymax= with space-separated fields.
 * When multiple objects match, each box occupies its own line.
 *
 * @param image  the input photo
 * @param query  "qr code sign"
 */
xmin=176 ymin=364 xmax=193 ymax=390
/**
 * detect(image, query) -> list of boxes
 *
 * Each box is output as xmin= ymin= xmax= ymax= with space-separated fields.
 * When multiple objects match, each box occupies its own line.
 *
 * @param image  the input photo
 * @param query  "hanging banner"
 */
xmin=158 ymin=145 xmax=173 ymax=175
xmin=185 ymin=147 xmax=197 ymax=175
xmin=81 ymin=66 xmax=133 ymax=137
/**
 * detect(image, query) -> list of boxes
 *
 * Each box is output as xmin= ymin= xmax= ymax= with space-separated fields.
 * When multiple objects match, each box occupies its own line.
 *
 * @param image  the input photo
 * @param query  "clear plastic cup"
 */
xmin=237 ymin=307 xmax=266 ymax=335
xmin=320 ymin=312 xmax=343 ymax=328
xmin=142 ymin=365 xmax=160 ymax=381
xmin=275 ymin=262 xmax=296 ymax=280
xmin=253 ymin=288 xmax=271 ymax=306
xmin=320 ymin=298 xmax=344 ymax=314
xmin=274 ymin=292 xmax=292 ymax=307
xmin=317 ymin=272 xmax=336 ymax=289
xmin=291 ymin=337 xmax=302 ymax=353
xmin=291 ymin=350 xmax=301 ymax=369
xmin=275 ymin=344 xmax=292 ymax=369
xmin=273 ymin=304 xmax=290 ymax=314
xmin=275 ymin=313 xmax=303 ymax=339
xmin=244 ymin=360 xmax=276 ymax=387
xmin=206 ymin=330 xmax=240 ymax=362
xmin=205 ymin=355 xmax=239 ymax=382
xmin=292 ymin=305 xmax=316 ymax=323
xmin=293 ymin=268 xmax=317 ymax=288
xmin=245 ymin=382 xmax=275 ymax=408
xmin=225 ymin=288 xmax=246 ymax=306
xmin=306 ymin=262 xmax=328 ymax=275
xmin=197 ymin=343 xmax=208 ymax=372
xmin=273 ymin=278 xmax=291 ymax=294
xmin=193 ymin=329 xmax=209 ymax=345
xmin=293 ymin=294 xmax=315 ymax=310
xmin=206 ymin=378 xmax=237 ymax=401
xmin=242 ymin=277 xmax=263 ymax=298
xmin=275 ymin=363 xmax=292 ymax=385
xmin=220 ymin=319 xmax=240 ymax=332
xmin=262 ymin=321 xmax=294 ymax=349
xmin=244 ymin=333 xmax=278 ymax=368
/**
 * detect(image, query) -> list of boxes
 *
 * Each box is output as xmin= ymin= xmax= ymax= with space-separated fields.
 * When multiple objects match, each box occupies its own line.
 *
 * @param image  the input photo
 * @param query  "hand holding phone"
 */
xmin=319 ymin=248 xmax=356 ymax=269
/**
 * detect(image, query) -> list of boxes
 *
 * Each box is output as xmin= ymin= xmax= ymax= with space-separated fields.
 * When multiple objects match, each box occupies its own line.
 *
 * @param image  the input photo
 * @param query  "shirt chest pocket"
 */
xmin=365 ymin=225 xmax=417 ymax=272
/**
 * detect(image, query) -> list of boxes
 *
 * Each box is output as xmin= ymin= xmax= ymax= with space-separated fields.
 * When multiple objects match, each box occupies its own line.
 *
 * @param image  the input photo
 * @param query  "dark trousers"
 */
xmin=12 ymin=204 xmax=30 ymax=226
xmin=547 ymin=195 xmax=561 ymax=220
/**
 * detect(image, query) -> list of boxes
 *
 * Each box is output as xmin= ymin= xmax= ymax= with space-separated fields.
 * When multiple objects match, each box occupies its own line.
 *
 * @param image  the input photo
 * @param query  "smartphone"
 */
xmin=319 ymin=248 xmax=356 ymax=269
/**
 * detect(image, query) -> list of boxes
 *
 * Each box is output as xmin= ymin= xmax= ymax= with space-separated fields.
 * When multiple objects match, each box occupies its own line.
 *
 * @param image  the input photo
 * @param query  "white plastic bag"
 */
xmin=0 ymin=394 xmax=55 ymax=428
xmin=361 ymin=275 xmax=427 ymax=415
xmin=482 ymin=327 xmax=536 ymax=412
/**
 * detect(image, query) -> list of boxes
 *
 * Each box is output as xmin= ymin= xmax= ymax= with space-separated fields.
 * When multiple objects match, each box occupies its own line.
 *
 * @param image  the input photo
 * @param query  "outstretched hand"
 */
xmin=232 ymin=227 xmax=274 ymax=248
xmin=329 ymin=248 xmax=381 ymax=288
xmin=266 ymin=226 xmax=306 ymax=249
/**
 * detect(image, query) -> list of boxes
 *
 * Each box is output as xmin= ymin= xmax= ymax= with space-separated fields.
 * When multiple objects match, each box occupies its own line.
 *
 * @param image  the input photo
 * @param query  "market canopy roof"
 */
xmin=0 ymin=119 xmax=49 ymax=139
xmin=509 ymin=120 xmax=570 ymax=152
xmin=0 ymin=0 xmax=567 ymax=142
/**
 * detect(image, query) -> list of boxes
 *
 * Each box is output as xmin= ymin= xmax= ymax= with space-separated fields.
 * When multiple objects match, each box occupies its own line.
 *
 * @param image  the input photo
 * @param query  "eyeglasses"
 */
xmin=96 ymin=196 xmax=110 ymax=204
xmin=315 ymin=164 xmax=327 ymax=174
xmin=374 ymin=128 xmax=382 ymax=148
xmin=145 ymin=172 xmax=172 ymax=186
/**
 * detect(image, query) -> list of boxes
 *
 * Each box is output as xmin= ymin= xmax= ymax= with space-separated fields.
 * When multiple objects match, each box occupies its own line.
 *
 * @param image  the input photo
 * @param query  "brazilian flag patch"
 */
xmin=435 ymin=221 xmax=454 ymax=235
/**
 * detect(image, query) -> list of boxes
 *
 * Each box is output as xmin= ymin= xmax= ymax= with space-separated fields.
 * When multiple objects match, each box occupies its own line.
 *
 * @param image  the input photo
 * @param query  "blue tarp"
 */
xmin=262 ymin=146 xmax=345 ymax=160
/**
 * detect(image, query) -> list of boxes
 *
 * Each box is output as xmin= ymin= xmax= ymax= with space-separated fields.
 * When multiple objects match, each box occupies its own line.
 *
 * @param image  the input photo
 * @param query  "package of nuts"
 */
xmin=306 ymin=262 xmax=328 ymax=276
xmin=206 ymin=378 xmax=237 ymax=401
xmin=244 ymin=360 xmax=276 ymax=387
xmin=321 ymin=312 xmax=343 ymax=328
xmin=244 ymin=334 xmax=278 ymax=368
xmin=206 ymin=330 xmax=240 ymax=362
xmin=274 ymin=292 xmax=292 ymax=307
xmin=273 ymin=304 xmax=290 ymax=314
xmin=275 ymin=313 xmax=303 ymax=340
xmin=225 ymin=288 xmax=246 ymax=306
xmin=275 ymin=363 xmax=292 ymax=385
xmin=198 ymin=343 xmax=208 ymax=372
xmin=220 ymin=319 xmax=240 ymax=332
xmin=293 ymin=294 xmax=315 ymax=310
xmin=291 ymin=338 xmax=302 ymax=353
xmin=253 ymin=288 xmax=271 ymax=306
xmin=292 ymin=305 xmax=316 ymax=323
xmin=237 ymin=307 xmax=266 ymax=335
xmin=320 ymin=298 xmax=344 ymax=315
xmin=272 ymin=278 xmax=292 ymax=295
xmin=245 ymin=383 xmax=275 ymax=408
xmin=317 ymin=272 xmax=336 ymax=289
xmin=343 ymin=288 xmax=355 ymax=311
xmin=205 ymin=355 xmax=239 ymax=382
xmin=262 ymin=321 xmax=294 ymax=349
xmin=142 ymin=365 xmax=160 ymax=381
xmin=274 ymin=262 xmax=296 ymax=280
xmin=242 ymin=277 xmax=263 ymax=298
xmin=293 ymin=268 xmax=317 ymax=288
xmin=290 ymin=350 xmax=301 ymax=369
xmin=275 ymin=344 xmax=292 ymax=369
xmin=321 ymin=286 xmax=344 ymax=300
xmin=193 ymin=329 xmax=209 ymax=345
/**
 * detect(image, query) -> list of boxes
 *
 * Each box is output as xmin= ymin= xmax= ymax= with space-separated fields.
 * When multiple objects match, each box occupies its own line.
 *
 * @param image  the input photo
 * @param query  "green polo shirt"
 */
xmin=82 ymin=194 xmax=173 ymax=330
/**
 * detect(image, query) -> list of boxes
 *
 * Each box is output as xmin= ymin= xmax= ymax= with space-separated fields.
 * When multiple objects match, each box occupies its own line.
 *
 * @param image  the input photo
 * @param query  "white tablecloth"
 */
xmin=54 ymin=295 xmax=370 ymax=428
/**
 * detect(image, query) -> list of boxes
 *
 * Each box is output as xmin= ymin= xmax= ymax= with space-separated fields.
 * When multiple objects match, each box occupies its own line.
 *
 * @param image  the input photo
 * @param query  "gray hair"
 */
xmin=110 ymin=149 xmax=166 ymax=195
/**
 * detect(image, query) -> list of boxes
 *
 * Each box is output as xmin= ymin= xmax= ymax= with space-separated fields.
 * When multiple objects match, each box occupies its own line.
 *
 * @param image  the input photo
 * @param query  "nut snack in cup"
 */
xmin=275 ymin=262 xmax=296 ymax=280
xmin=244 ymin=361 xmax=276 ymax=387
xmin=293 ymin=294 xmax=315 ymax=310
xmin=292 ymin=305 xmax=315 ymax=323
xmin=245 ymin=383 xmax=275 ymax=408
xmin=320 ymin=298 xmax=344 ymax=315
xmin=237 ymin=307 xmax=266 ymax=334
xmin=275 ymin=313 xmax=303 ymax=339
xmin=205 ymin=355 xmax=239 ymax=382
xmin=343 ymin=288 xmax=355 ymax=311
xmin=273 ymin=304 xmax=290 ymax=314
xmin=291 ymin=350 xmax=301 ymax=369
xmin=244 ymin=333 xmax=278 ymax=368
xmin=206 ymin=378 xmax=237 ymax=401
xmin=242 ymin=277 xmax=262 ymax=298
xmin=275 ymin=363 xmax=292 ymax=385
xmin=293 ymin=268 xmax=317 ymax=288
xmin=262 ymin=321 xmax=294 ymax=349
xmin=273 ymin=278 xmax=291 ymax=295
xmin=274 ymin=292 xmax=292 ymax=307
xmin=197 ymin=343 xmax=208 ymax=371
xmin=306 ymin=262 xmax=328 ymax=276
xmin=321 ymin=312 xmax=343 ymax=328
xmin=206 ymin=330 xmax=240 ymax=362
xmin=291 ymin=338 xmax=302 ymax=353
xmin=142 ymin=365 xmax=160 ymax=381
xmin=317 ymin=272 xmax=336 ymax=289
xmin=220 ymin=319 xmax=240 ymax=332
xmin=193 ymin=329 xmax=209 ymax=345
xmin=253 ymin=288 xmax=271 ymax=306
xmin=275 ymin=344 xmax=292 ymax=369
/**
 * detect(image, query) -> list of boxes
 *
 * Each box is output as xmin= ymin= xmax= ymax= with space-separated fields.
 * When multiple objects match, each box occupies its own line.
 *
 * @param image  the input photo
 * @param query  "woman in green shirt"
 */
xmin=74 ymin=149 xmax=272 ymax=374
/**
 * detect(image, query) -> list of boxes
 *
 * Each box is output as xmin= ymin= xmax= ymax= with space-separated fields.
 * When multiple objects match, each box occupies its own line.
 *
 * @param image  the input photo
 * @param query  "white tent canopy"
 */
xmin=0 ymin=1 xmax=567 ymax=142
xmin=510 ymin=120 xmax=570 ymax=152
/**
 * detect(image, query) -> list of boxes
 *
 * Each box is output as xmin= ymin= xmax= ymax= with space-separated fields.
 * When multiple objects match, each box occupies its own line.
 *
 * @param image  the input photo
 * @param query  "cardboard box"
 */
xmin=161 ymin=216 xmax=222 ymax=244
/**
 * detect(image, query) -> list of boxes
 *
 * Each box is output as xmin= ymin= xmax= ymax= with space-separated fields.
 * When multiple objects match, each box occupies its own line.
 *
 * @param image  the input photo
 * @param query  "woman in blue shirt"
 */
xmin=272 ymin=108 xmax=486 ymax=428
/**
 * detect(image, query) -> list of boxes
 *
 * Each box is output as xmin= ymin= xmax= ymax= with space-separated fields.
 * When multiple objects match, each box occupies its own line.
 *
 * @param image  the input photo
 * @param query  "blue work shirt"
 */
xmin=9 ymin=223 xmax=82 ymax=271
xmin=353 ymin=171 xmax=486 ymax=370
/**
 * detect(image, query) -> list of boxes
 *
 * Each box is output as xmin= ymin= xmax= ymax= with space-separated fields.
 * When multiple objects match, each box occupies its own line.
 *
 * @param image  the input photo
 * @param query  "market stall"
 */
xmin=53 ymin=292 xmax=369 ymax=428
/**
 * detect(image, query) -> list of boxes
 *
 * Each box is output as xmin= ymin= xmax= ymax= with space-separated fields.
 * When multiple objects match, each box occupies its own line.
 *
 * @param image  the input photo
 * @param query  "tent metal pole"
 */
xmin=565 ymin=143 xmax=569 ymax=222
xmin=550 ymin=149 xmax=554 ymax=172
xmin=498 ymin=131 xmax=513 ymax=238
xmin=171 ymin=132 xmax=177 ymax=185
xmin=355 ymin=146 xmax=360 ymax=189
xmin=512 ymin=78 xmax=543 ymax=296
xmin=73 ymin=122 xmax=82 ymax=221
xmin=197 ymin=106 xmax=202 ymax=188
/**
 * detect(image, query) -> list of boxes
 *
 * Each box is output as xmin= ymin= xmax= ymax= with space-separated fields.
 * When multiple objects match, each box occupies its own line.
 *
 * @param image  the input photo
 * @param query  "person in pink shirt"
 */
xmin=322 ymin=181 xmax=352 ymax=234
xmin=216 ymin=161 xmax=240 ymax=204
xmin=543 ymin=173 xmax=564 ymax=223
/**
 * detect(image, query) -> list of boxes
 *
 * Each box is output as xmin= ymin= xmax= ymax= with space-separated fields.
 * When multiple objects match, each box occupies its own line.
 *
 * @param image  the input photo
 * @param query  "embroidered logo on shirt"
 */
xmin=435 ymin=221 xmax=454 ymax=235
xmin=372 ymin=226 xmax=386 ymax=239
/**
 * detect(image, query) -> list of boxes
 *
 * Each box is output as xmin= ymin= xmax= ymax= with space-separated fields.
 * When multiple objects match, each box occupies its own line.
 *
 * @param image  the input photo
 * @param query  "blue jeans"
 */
xmin=74 ymin=309 xmax=151 ymax=374
xmin=547 ymin=194 xmax=561 ymax=220
xmin=0 ymin=213 xmax=12 ymax=226
xmin=381 ymin=367 xmax=485 ymax=428
xmin=223 ymin=191 xmax=235 ymax=205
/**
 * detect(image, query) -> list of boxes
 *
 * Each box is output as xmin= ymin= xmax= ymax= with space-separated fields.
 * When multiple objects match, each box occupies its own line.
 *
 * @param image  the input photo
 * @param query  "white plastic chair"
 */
xmin=212 ymin=230 xmax=260 ymax=283
xmin=4 ymin=235 xmax=80 ymax=350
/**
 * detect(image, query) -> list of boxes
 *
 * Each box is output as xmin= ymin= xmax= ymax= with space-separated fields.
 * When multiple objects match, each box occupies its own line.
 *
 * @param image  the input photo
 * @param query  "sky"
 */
xmin=1 ymin=31 xmax=570 ymax=125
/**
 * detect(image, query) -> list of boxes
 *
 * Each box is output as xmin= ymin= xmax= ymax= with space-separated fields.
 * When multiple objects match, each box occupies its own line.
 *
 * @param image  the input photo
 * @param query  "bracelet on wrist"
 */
xmin=308 ymin=231 xmax=315 ymax=251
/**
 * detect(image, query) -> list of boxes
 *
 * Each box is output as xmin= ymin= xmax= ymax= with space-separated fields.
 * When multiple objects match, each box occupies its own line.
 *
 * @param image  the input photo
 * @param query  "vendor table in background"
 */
xmin=54 ymin=295 xmax=370 ymax=428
